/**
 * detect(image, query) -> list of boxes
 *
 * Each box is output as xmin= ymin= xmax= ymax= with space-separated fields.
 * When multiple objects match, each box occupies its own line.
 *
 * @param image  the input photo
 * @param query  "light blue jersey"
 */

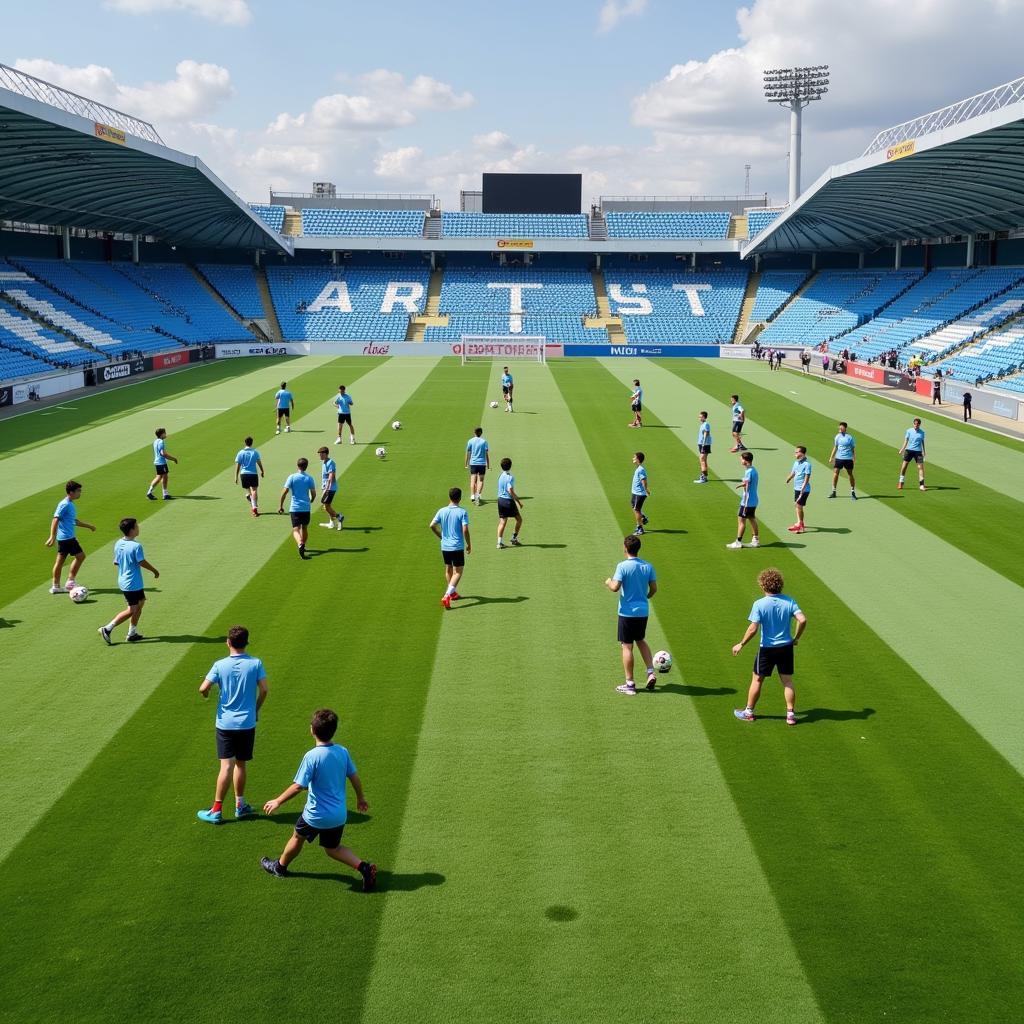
xmin=235 ymin=447 xmax=261 ymax=474
xmin=205 ymin=653 xmax=266 ymax=730
xmin=275 ymin=389 xmax=294 ymax=409
xmin=466 ymin=436 xmax=489 ymax=466
xmin=613 ymin=557 xmax=657 ymax=618
xmin=497 ymin=471 xmax=514 ymax=499
xmin=698 ymin=421 xmax=711 ymax=447
xmin=320 ymin=458 xmax=338 ymax=491
xmin=53 ymin=497 xmax=77 ymax=541
xmin=333 ymin=393 xmax=353 ymax=414
xmin=431 ymin=504 xmax=469 ymax=551
xmin=631 ymin=465 xmax=648 ymax=496
xmin=153 ymin=438 xmax=167 ymax=466
xmin=904 ymin=426 xmax=925 ymax=452
xmin=295 ymin=744 xmax=356 ymax=829
xmin=732 ymin=402 xmax=745 ymax=422
xmin=113 ymin=538 xmax=145 ymax=592
xmin=741 ymin=466 xmax=759 ymax=507
xmin=501 ymin=373 xmax=513 ymax=389
xmin=833 ymin=432 xmax=855 ymax=460
xmin=749 ymin=593 xmax=802 ymax=648
xmin=632 ymin=385 xmax=643 ymax=404
xmin=283 ymin=472 xmax=316 ymax=512
xmin=791 ymin=458 xmax=812 ymax=491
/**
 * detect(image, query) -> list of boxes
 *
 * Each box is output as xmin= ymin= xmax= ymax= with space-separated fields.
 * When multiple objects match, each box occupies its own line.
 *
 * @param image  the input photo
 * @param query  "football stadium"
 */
xmin=2 ymin=7 xmax=1024 ymax=1022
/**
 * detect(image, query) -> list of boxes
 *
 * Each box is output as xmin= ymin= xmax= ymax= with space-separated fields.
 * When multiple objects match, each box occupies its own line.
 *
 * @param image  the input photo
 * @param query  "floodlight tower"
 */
xmin=763 ymin=65 xmax=829 ymax=204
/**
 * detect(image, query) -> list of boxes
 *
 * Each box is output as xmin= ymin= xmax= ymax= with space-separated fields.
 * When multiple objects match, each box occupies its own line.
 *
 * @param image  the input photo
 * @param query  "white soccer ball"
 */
xmin=653 ymin=650 xmax=673 ymax=674
xmin=489 ymin=401 xmax=499 ymax=409
xmin=69 ymin=586 xmax=89 ymax=604
xmin=375 ymin=446 xmax=387 ymax=459
xmin=391 ymin=421 xmax=402 ymax=430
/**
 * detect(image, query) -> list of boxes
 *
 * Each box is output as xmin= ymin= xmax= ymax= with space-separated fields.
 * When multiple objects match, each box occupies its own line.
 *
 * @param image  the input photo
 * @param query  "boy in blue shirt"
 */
xmin=98 ymin=517 xmax=160 ymax=645
xmin=261 ymin=707 xmax=376 ymax=891
xmin=727 ymin=452 xmax=760 ymax=549
xmin=146 ymin=427 xmax=178 ymax=501
xmin=729 ymin=394 xmax=747 ymax=452
xmin=630 ymin=452 xmax=650 ymax=535
xmin=605 ymin=534 xmax=659 ymax=695
xmin=828 ymin=421 xmax=857 ymax=499
xmin=695 ymin=411 xmax=711 ymax=483
xmin=628 ymin=379 xmax=643 ymax=428
xmin=197 ymin=625 xmax=268 ymax=823
xmin=465 ymin=427 xmax=490 ymax=505
xmin=333 ymin=384 xmax=355 ymax=445
xmin=501 ymin=367 xmax=514 ymax=412
xmin=46 ymin=479 xmax=96 ymax=594
xmin=430 ymin=486 xmax=471 ymax=610
xmin=898 ymin=417 xmax=927 ymax=491
xmin=732 ymin=568 xmax=807 ymax=726
xmin=496 ymin=457 xmax=523 ymax=548
xmin=234 ymin=436 xmax=264 ymax=517
xmin=785 ymin=446 xmax=812 ymax=534
xmin=274 ymin=381 xmax=294 ymax=434
xmin=316 ymin=446 xmax=344 ymax=530
xmin=278 ymin=457 xmax=317 ymax=559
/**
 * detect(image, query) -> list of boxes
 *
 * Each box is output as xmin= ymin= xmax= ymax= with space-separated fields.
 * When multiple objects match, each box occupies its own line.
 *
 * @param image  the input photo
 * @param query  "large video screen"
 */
xmin=482 ymin=173 xmax=582 ymax=214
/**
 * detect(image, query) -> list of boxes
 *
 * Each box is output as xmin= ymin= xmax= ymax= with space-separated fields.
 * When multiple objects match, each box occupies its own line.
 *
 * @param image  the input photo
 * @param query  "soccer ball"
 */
xmin=69 ymin=586 xmax=89 ymax=603
xmin=375 ymin=446 xmax=387 ymax=459
xmin=391 ymin=421 xmax=402 ymax=430
xmin=652 ymin=650 xmax=672 ymax=673
xmin=489 ymin=401 xmax=499 ymax=409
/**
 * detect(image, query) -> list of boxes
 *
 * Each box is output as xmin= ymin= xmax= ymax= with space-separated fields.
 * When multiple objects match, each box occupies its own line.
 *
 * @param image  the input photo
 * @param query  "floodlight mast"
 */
xmin=763 ymin=65 xmax=830 ymax=204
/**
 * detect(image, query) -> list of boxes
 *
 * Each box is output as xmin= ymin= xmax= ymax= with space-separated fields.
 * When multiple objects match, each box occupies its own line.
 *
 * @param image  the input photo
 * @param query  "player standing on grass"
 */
xmin=316 ymin=446 xmax=343 ymax=531
xmin=261 ymin=708 xmax=376 ymax=891
xmin=234 ymin=437 xmax=264 ymax=517
xmin=496 ymin=457 xmax=524 ymax=548
xmin=46 ymin=480 xmax=96 ymax=594
xmin=732 ymin=568 xmax=807 ymax=726
xmin=98 ymin=517 xmax=159 ymax=645
xmin=430 ymin=486 xmax=470 ymax=610
xmin=828 ymin=422 xmax=857 ymax=500
xmin=465 ymin=427 xmax=490 ymax=505
xmin=333 ymin=385 xmax=355 ymax=445
xmin=898 ymin=417 xmax=927 ymax=491
xmin=146 ymin=428 xmax=178 ymax=501
xmin=275 ymin=381 xmax=294 ymax=434
xmin=786 ymin=446 xmax=811 ymax=534
xmin=727 ymin=452 xmax=760 ymax=549
xmin=278 ymin=457 xmax=317 ymax=559
xmin=197 ymin=625 xmax=267 ymax=824
xmin=605 ymin=534 xmax=658 ymax=696
xmin=695 ymin=411 xmax=712 ymax=483
xmin=628 ymin=379 xmax=643 ymax=428
xmin=729 ymin=395 xmax=747 ymax=452
xmin=501 ymin=366 xmax=514 ymax=412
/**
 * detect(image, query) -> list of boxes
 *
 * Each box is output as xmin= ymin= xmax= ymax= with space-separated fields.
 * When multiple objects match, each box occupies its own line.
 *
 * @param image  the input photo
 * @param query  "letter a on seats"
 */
xmin=309 ymin=281 xmax=352 ymax=313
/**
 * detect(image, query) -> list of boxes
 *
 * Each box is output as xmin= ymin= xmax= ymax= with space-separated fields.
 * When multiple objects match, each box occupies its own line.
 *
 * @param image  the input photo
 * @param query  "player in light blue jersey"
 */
xmin=496 ymin=457 xmax=524 ymax=548
xmin=605 ymin=534 xmax=659 ymax=695
xmin=234 ymin=436 xmax=265 ymax=517
xmin=898 ymin=417 xmax=927 ymax=491
xmin=732 ymin=568 xmax=807 ymax=726
xmin=727 ymin=451 xmax=760 ymax=549
xmin=278 ymin=457 xmax=317 ymax=559
xmin=332 ymin=384 xmax=356 ymax=445
xmin=729 ymin=394 xmax=747 ymax=452
xmin=316 ymin=446 xmax=344 ymax=530
xmin=501 ymin=367 xmax=514 ymax=412
xmin=274 ymin=381 xmax=294 ymax=434
xmin=465 ymin=427 xmax=490 ymax=505
xmin=261 ymin=708 xmax=376 ymax=890
xmin=98 ymin=517 xmax=160 ymax=645
xmin=630 ymin=452 xmax=650 ymax=535
xmin=430 ymin=486 xmax=471 ymax=609
xmin=695 ymin=411 xmax=712 ymax=483
xmin=785 ymin=446 xmax=812 ymax=534
xmin=46 ymin=479 xmax=96 ymax=594
xmin=629 ymin=379 xmax=643 ymax=428
xmin=828 ymin=422 xmax=857 ymax=499
xmin=146 ymin=427 xmax=178 ymax=501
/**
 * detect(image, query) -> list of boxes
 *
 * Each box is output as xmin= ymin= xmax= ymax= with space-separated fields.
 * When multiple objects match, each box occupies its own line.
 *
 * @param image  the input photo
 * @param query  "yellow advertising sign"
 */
xmin=94 ymin=122 xmax=126 ymax=146
xmin=496 ymin=239 xmax=534 ymax=249
xmin=886 ymin=139 xmax=916 ymax=162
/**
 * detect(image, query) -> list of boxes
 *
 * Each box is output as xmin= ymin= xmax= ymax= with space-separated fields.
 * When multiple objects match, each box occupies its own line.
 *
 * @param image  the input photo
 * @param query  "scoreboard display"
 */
xmin=482 ymin=173 xmax=582 ymax=214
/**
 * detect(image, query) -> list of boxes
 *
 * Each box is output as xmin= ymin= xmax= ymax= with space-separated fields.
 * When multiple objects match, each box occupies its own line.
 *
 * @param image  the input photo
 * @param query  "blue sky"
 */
xmin=5 ymin=0 xmax=1024 ymax=206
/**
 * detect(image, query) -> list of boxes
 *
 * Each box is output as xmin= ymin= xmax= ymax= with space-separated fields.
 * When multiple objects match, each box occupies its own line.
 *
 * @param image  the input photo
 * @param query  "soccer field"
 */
xmin=1 ymin=354 xmax=1022 ymax=1024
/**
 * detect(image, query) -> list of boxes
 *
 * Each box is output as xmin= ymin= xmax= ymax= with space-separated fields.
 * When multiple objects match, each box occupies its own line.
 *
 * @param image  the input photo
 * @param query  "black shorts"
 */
xmin=442 ymin=549 xmax=465 ymax=567
xmin=754 ymin=644 xmax=794 ymax=678
xmin=57 ymin=538 xmax=83 ymax=556
xmin=618 ymin=615 xmax=648 ymax=644
xmin=290 ymin=511 xmax=311 ymax=527
xmin=631 ymin=402 xmax=642 ymax=412
xmin=903 ymin=450 xmax=923 ymax=464
xmin=154 ymin=464 xmax=169 ymax=476
xmin=732 ymin=421 xmax=744 ymax=434
xmin=738 ymin=504 xmax=757 ymax=519
xmin=497 ymin=498 xmax=518 ymax=519
xmin=276 ymin=408 xmax=290 ymax=419
xmin=321 ymin=490 xmax=337 ymax=505
xmin=240 ymin=473 xmax=259 ymax=489
xmin=295 ymin=814 xmax=344 ymax=849
xmin=216 ymin=727 xmax=256 ymax=762
xmin=793 ymin=490 xmax=809 ymax=507
xmin=469 ymin=465 xmax=486 ymax=477
xmin=834 ymin=459 xmax=854 ymax=471
xmin=631 ymin=494 xmax=647 ymax=512
xmin=698 ymin=445 xmax=711 ymax=455
xmin=337 ymin=413 xmax=352 ymax=425
xmin=503 ymin=387 xmax=512 ymax=398
xmin=121 ymin=588 xmax=145 ymax=606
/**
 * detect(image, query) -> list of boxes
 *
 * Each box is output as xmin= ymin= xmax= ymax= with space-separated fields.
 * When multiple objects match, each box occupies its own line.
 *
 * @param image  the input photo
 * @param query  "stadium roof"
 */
xmin=0 ymin=64 xmax=290 ymax=253
xmin=743 ymin=76 xmax=1024 ymax=257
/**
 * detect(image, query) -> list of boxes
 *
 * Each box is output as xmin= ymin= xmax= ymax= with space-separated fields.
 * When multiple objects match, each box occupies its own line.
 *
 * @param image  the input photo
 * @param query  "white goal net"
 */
xmin=459 ymin=336 xmax=546 ymax=364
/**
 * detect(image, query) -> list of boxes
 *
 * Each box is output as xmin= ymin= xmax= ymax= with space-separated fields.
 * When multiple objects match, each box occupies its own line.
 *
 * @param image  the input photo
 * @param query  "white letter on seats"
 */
xmin=308 ymin=281 xmax=352 ymax=313
xmin=608 ymin=283 xmax=652 ymax=316
xmin=488 ymin=282 xmax=542 ymax=334
xmin=672 ymin=282 xmax=711 ymax=316
xmin=381 ymin=281 xmax=425 ymax=313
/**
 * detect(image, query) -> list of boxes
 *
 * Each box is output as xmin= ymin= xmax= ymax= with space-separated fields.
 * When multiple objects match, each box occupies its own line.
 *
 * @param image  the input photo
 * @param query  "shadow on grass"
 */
xmin=0 ymin=618 xmax=21 ymax=628
xmin=807 ymin=526 xmax=851 ymax=534
xmin=288 ymin=868 xmax=447 ymax=893
xmin=89 ymin=587 xmax=163 ymax=595
xmin=923 ymin=485 xmax=960 ymax=492
xmin=754 ymin=541 xmax=806 ymax=549
xmin=263 ymin=810 xmax=371 ymax=826
xmin=156 ymin=634 xmax=228 ymax=644
xmin=746 ymin=447 xmax=778 ymax=451
xmin=642 ymin=424 xmax=681 ymax=430
xmin=336 ymin=525 xmax=383 ymax=533
xmin=858 ymin=494 xmax=903 ymax=501
xmin=456 ymin=595 xmax=529 ymax=607
xmin=645 ymin=528 xmax=688 ymax=535
xmin=175 ymin=495 xmax=220 ymax=501
xmin=516 ymin=542 xmax=567 ymax=549
xmin=648 ymin=683 xmax=737 ymax=697
xmin=306 ymin=546 xmax=371 ymax=557
xmin=756 ymin=707 xmax=876 ymax=725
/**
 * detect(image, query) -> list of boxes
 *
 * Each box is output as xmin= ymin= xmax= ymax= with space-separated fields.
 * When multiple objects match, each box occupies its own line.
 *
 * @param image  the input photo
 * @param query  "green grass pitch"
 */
xmin=0 ymin=354 xmax=1022 ymax=1024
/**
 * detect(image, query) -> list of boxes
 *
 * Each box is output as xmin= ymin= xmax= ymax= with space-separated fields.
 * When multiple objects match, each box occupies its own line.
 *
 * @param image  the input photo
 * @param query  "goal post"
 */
xmin=459 ymin=336 xmax=546 ymax=364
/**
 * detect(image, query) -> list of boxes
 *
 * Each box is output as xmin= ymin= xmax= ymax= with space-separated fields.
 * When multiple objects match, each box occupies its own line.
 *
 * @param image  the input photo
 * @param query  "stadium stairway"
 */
xmin=189 ymin=266 xmax=268 ymax=341
xmin=583 ymin=269 xmax=619 ymax=342
xmin=732 ymin=269 xmax=761 ymax=343
xmin=589 ymin=211 xmax=608 ymax=241
xmin=764 ymin=269 xmax=820 ymax=331
xmin=282 ymin=210 xmax=302 ymax=236
xmin=424 ymin=211 xmax=442 ymax=239
xmin=728 ymin=214 xmax=748 ymax=240
xmin=405 ymin=267 xmax=448 ymax=341
xmin=254 ymin=267 xmax=284 ymax=341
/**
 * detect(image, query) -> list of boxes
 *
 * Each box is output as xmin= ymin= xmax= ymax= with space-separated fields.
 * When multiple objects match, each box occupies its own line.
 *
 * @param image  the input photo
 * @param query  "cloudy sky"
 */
xmin=5 ymin=0 xmax=1024 ymax=207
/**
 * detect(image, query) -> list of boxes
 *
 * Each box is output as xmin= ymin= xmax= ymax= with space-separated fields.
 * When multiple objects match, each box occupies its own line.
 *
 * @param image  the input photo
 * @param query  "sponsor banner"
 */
xmin=883 ymin=369 xmax=918 ymax=392
xmin=846 ymin=361 xmax=885 ymax=385
xmin=217 ymin=344 xmax=299 ymax=358
xmin=452 ymin=341 xmax=550 ymax=358
xmin=942 ymin=379 xmax=1020 ymax=421
xmin=719 ymin=344 xmax=806 ymax=361
xmin=496 ymin=239 xmax=533 ymax=249
xmin=95 ymin=122 xmax=126 ymax=145
xmin=98 ymin=359 xmax=145 ymax=384
xmin=152 ymin=350 xmax=192 ymax=370
xmin=564 ymin=344 xmax=720 ymax=358
xmin=915 ymin=377 xmax=934 ymax=398
xmin=886 ymin=139 xmax=916 ymax=162
xmin=10 ymin=371 xmax=85 ymax=404
xmin=0 ymin=385 xmax=11 ymax=407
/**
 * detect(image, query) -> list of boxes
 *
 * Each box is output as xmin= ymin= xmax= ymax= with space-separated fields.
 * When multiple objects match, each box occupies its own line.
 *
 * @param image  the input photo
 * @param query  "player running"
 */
xmin=465 ymin=427 xmax=490 ymax=505
xmin=828 ymin=422 xmax=857 ymax=499
xmin=278 ymin=457 xmax=317 ymax=559
xmin=496 ymin=457 xmax=524 ymax=549
xmin=98 ymin=517 xmax=160 ymax=645
xmin=786 ymin=446 xmax=812 ymax=534
xmin=727 ymin=451 xmax=760 ymax=549
xmin=275 ymin=381 xmax=294 ymax=434
xmin=729 ymin=395 xmax=747 ymax=452
xmin=629 ymin=378 xmax=643 ymax=428
xmin=501 ymin=366 xmax=514 ymax=412
xmin=46 ymin=480 xmax=96 ymax=594
xmin=898 ymin=417 xmax=927 ymax=491
xmin=695 ymin=411 xmax=712 ymax=483
xmin=316 ymin=446 xmax=344 ymax=530
xmin=333 ymin=385 xmax=355 ymax=445
xmin=631 ymin=452 xmax=650 ymax=536
xmin=605 ymin=534 xmax=659 ymax=696
xmin=146 ymin=427 xmax=178 ymax=500
xmin=430 ymin=487 xmax=470 ymax=610
xmin=234 ymin=436 xmax=265 ymax=517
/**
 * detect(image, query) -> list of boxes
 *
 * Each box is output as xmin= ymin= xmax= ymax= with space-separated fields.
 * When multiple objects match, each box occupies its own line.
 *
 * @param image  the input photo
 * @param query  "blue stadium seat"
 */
xmin=749 ymin=270 xmax=808 ymax=321
xmin=199 ymin=265 xmax=265 ymax=319
xmin=604 ymin=212 xmax=730 ymax=239
xmin=747 ymin=210 xmax=782 ymax=237
xmin=441 ymin=213 xmax=588 ymax=238
xmin=249 ymin=204 xmax=286 ymax=232
xmin=300 ymin=209 xmax=425 ymax=237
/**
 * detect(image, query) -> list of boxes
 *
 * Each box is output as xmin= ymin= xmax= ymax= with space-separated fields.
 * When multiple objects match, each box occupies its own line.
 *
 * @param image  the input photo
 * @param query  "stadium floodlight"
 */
xmin=763 ymin=65 xmax=830 ymax=204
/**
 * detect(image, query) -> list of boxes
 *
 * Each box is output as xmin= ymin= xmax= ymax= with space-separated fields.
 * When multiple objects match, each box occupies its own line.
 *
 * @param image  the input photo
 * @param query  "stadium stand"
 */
xmin=748 ymin=270 xmax=808 ymax=321
xmin=604 ymin=212 xmax=730 ymax=239
xmin=929 ymin=319 xmax=1024 ymax=384
xmin=441 ymin=213 xmax=589 ymax=238
xmin=266 ymin=264 xmax=431 ymax=341
xmin=300 ymin=208 xmax=426 ymax=237
xmin=198 ymin=264 xmax=265 ymax=319
xmin=0 ymin=304 xmax=94 ymax=369
xmin=248 ymin=204 xmax=286 ymax=232
xmin=747 ymin=210 xmax=782 ymax=237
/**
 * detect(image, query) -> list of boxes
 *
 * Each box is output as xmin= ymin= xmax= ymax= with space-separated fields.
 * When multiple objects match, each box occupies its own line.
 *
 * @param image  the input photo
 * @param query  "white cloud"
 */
xmin=104 ymin=0 xmax=251 ymax=26
xmin=598 ymin=0 xmax=647 ymax=33
xmin=473 ymin=131 xmax=515 ymax=151
xmin=375 ymin=146 xmax=423 ymax=179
